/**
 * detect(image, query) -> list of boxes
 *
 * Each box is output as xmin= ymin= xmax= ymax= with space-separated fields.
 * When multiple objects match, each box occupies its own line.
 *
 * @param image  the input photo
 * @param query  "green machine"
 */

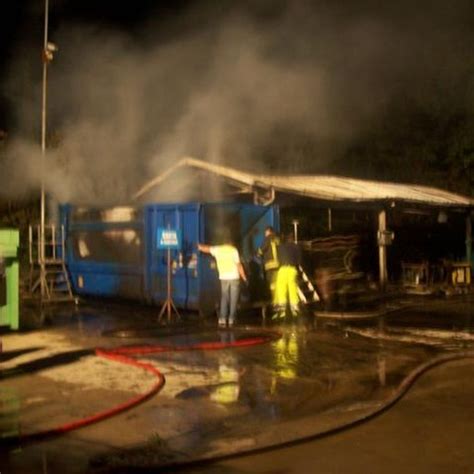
xmin=0 ymin=228 xmax=19 ymax=330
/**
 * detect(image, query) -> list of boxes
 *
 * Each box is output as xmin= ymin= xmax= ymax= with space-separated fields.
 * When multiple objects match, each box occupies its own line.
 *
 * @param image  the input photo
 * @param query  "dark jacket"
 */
xmin=277 ymin=242 xmax=301 ymax=267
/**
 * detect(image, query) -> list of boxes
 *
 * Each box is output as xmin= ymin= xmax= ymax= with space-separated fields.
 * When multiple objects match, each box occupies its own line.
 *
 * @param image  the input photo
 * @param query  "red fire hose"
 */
xmin=2 ymin=330 xmax=281 ymax=446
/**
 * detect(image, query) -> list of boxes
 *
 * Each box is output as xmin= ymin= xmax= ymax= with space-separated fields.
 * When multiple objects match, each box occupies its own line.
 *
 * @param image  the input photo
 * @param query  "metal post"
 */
xmin=466 ymin=213 xmax=472 ymax=265
xmin=37 ymin=225 xmax=41 ymax=265
xmin=28 ymin=225 xmax=33 ymax=265
xmin=292 ymin=220 xmax=299 ymax=243
xmin=158 ymin=246 xmax=181 ymax=323
xmin=61 ymin=224 xmax=65 ymax=261
xmin=166 ymin=248 xmax=171 ymax=321
xmin=378 ymin=209 xmax=387 ymax=289
xmin=40 ymin=0 xmax=49 ymax=300
xmin=52 ymin=224 xmax=56 ymax=260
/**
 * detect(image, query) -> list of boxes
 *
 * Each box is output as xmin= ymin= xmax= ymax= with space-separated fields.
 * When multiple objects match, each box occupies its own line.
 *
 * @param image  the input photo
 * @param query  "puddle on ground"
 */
xmin=2 ymin=297 xmax=473 ymax=473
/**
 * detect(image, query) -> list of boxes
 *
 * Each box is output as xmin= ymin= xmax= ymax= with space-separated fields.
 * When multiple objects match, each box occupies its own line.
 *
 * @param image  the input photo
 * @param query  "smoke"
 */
xmin=1 ymin=0 xmax=473 ymax=204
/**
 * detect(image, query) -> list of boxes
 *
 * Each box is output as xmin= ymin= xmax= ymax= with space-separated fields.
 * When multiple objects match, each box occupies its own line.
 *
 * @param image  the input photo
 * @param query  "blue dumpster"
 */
xmin=61 ymin=202 xmax=279 ymax=314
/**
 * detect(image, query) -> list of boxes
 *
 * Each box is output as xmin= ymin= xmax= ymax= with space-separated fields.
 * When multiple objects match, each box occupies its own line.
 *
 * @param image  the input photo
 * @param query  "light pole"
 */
xmin=40 ymin=0 xmax=57 ymax=300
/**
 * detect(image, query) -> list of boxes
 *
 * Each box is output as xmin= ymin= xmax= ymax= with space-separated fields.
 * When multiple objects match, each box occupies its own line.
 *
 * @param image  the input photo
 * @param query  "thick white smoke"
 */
xmin=1 ymin=0 xmax=473 ymax=204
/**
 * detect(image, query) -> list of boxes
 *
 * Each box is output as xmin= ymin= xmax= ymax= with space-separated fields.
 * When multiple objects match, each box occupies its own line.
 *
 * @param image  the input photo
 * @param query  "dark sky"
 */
xmin=0 ymin=0 xmax=473 ymax=200
xmin=2 ymin=0 xmax=473 ymax=131
xmin=0 ymin=1 xmax=470 ymax=123
xmin=0 ymin=0 xmax=294 ymax=130
xmin=0 ymin=0 xmax=189 ymax=128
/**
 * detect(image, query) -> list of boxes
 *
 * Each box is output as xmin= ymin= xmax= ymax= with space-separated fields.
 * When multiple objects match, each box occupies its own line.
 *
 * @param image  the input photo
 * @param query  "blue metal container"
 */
xmin=61 ymin=202 xmax=279 ymax=314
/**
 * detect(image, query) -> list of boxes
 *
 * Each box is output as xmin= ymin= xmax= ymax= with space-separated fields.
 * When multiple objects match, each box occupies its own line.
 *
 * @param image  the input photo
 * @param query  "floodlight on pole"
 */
xmin=40 ymin=0 xmax=56 ymax=300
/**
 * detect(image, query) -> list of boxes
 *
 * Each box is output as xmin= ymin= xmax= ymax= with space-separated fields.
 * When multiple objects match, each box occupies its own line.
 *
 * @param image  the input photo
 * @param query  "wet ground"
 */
xmin=185 ymin=359 xmax=474 ymax=474
xmin=0 ymin=295 xmax=473 ymax=473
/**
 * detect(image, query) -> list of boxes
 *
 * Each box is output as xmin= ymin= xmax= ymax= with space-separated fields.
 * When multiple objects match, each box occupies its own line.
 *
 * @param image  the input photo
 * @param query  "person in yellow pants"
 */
xmin=273 ymin=233 xmax=301 ymax=319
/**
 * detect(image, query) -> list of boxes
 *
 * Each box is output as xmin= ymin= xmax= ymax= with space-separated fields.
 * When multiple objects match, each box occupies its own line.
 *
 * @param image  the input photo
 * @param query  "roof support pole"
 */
xmin=378 ymin=209 xmax=388 ymax=290
xmin=466 ymin=212 xmax=472 ymax=266
xmin=40 ymin=0 xmax=50 ymax=301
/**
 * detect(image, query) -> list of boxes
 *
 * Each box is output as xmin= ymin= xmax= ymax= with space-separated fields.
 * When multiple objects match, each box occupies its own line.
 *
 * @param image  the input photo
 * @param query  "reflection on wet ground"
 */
xmin=346 ymin=295 xmax=474 ymax=350
xmin=0 ymin=295 xmax=473 ymax=473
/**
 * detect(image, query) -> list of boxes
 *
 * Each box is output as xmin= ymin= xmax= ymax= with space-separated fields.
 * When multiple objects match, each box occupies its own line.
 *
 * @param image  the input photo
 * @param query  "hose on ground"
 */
xmin=1 ymin=329 xmax=281 ymax=447
xmin=150 ymin=350 xmax=474 ymax=472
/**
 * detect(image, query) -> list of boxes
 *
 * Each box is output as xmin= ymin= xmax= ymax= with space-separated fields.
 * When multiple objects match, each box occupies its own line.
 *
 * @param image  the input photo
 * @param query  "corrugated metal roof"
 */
xmin=263 ymin=175 xmax=473 ymax=205
xmin=134 ymin=157 xmax=474 ymax=207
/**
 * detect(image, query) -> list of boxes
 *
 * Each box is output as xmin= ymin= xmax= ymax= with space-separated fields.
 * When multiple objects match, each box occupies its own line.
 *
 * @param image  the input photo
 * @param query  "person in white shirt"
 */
xmin=198 ymin=237 xmax=247 ymax=328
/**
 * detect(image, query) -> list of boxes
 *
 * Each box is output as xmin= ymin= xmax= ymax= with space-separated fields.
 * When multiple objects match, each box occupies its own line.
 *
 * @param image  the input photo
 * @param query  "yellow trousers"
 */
xmin=274 ymin=265 xmax=299 ymax=308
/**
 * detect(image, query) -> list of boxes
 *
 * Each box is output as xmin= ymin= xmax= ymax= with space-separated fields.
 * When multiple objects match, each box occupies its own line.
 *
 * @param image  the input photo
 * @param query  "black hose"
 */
xmin=109 ymin=351 xmax=474 ymax=473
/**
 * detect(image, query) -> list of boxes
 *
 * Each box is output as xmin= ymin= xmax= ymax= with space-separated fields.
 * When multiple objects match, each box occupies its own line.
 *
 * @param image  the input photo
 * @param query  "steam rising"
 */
xmin=1 ymin=0 xmax=473 ymax=204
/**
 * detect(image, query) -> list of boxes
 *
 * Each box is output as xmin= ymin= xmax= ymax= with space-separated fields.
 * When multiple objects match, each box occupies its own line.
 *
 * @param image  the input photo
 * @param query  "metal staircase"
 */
xmin=28 ymin=224 xmax=75 ymax=303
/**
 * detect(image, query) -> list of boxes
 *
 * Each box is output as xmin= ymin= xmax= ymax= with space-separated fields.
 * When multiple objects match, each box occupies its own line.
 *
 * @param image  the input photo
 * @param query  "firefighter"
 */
xmin=273 ymin=232 xmax=301 ymax=319
xmin=257 ymin=226 xmax=280 ymax=304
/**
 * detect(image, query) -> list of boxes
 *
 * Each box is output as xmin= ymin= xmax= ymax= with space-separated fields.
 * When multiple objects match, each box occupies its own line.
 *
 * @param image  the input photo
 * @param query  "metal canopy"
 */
xmin=134 ymin=157 xmax=474 ymax=207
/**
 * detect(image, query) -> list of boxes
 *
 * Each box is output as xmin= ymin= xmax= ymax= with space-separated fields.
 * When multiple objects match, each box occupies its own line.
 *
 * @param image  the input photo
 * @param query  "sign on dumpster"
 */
xmin=157 ymin=228 xmax=181 ymax=249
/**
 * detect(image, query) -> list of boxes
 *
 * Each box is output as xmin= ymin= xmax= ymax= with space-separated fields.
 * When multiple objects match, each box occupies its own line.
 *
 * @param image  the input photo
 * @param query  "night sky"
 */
xmin=0 ymin=0 xmax=191 ymax=128
xmin=0 ymin=0 xmax=473 ymax=201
